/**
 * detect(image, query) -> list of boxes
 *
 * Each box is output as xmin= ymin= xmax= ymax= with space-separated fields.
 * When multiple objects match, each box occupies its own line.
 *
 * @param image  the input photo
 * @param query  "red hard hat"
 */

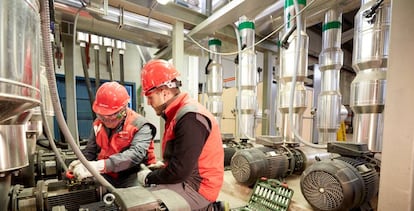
xmin=93 ymin=81 xmax=130 ymax=115
xmin=141 ymin=59 xmax=180 ymax=96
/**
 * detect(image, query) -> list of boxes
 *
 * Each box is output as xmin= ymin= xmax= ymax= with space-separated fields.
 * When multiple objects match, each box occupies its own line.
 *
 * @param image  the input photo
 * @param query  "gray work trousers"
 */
xmin=149 ymin=182 xmax=212 ymax=211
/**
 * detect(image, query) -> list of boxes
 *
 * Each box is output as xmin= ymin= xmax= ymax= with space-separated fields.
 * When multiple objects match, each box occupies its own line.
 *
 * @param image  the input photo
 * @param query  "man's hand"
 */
xmin=68 ymin=159 xmax=81 ymax=171
xmin=147 ymin=161 xmax=165 ymax=170
xmin=71 ymin=160 xmax=105 ymax=181
xmin=137 ymin=164 xmax=152 ymax=186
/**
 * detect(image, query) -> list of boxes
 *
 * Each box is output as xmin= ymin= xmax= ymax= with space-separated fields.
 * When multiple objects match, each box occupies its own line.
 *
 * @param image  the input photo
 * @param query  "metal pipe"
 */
xmin=351 ymin=0 xmax=390 ymax=152
xmin=206 ymin=38 xmax=223 ymax=127
xmin=317 ymin=8 xmax=343 ymax=144
xmin=103 ymin=37 xmax=114 ymax=81
xmin=236 ymin=17 xmax=258 ymax=141
xmin=91 ymin=34 xmax=102 ymax=88
xmin=0 ymin=174 xmax=11 ymax=211
xmin=116 ymin=40 xmax=126 ymax=85
xmin=279 ymin=0 xmax=308 ymax=145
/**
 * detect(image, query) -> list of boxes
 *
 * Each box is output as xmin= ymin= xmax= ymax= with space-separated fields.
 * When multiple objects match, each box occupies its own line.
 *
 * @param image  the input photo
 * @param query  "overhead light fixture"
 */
xmin=157 ymin=0 xmax=172 ymax=5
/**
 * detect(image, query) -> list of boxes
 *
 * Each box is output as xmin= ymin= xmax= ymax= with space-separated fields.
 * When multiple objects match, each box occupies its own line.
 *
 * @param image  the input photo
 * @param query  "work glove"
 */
xmin=68 ymin=159 xmax=82 ymax=171
xmin=147 ymin=160 xmax=165 ymax=170
xmin=137 ymin=164 xmax=152 ymax=186
xmin=71 ymin=160 xmax=105 ymax=181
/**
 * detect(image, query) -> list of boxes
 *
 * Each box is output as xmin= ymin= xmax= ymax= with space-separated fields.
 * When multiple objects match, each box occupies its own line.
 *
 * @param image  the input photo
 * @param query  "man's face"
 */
xmin=146 ymin=88 xmax=167 ymax=116
xmin=97 ymin=109 xmax=125 ymax=128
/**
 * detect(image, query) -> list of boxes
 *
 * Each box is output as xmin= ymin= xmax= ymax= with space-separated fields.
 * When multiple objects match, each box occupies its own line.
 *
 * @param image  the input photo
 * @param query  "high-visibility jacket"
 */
xmin=94 ymin=108 xmax=156 ymax=178
xmin=160 ymin=93 xmax=224 ymax=202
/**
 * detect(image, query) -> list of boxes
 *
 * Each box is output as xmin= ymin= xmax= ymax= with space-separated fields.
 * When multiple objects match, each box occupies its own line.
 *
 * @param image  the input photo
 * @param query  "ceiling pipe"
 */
xmin=54 ymin=1 xmax=172 ymax=49
xmin=255 ymin=0 xmax=360 ymax=40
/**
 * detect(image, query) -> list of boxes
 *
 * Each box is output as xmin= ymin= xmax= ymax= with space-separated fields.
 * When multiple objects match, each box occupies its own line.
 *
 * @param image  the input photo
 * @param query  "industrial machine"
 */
xmin=1 ymin=0 xmax=393 ymax=210
xmin=8 ymin=177 xmax=190 ymax=211
xmin=300 ymin=142 xmax=380 ymax=211
xmin=1 ymin=0 xmax=193 ymax=210
xmin=230 ymin=137 xmax=332 ymax=187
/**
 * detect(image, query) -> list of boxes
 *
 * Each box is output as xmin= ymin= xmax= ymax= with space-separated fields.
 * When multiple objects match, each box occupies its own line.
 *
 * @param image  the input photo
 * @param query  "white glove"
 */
xmin=72 ymin=160 xmax=105 ymax=181
xmin=137 ymin=164 xmax=152 ymax=186
xmin=68 ymin=159 xmax=81 ymax=171
xmin=147 ymin=161 xmax=165 ymax=170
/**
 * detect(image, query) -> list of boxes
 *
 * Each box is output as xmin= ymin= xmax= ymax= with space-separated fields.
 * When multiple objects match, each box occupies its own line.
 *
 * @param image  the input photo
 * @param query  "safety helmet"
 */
xmin=141 ymin=59 xmax=180 ymax=96
xmin=92 ymin=81 xmax=130 ymax=115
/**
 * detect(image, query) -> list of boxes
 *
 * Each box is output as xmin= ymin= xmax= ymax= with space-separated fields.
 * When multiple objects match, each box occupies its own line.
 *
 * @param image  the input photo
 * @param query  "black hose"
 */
xmin=106 ymin=51 xmax=113 ymax=81
xmin=80 ymin=45 xmax=96 ymax=119
xmin=95 ymin=48 xmax=100 ymax=87
xmin=119 ymin=53 xmax=125 ymax=85
xmin=205 ymin=58 xmax=212 ymax=75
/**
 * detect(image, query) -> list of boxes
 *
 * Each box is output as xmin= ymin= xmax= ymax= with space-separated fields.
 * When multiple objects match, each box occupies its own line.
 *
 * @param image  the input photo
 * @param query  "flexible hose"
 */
xmin=106 ymin=51 xmax=113 ymax=81
xmin=290 ymin=0 xmax=326 ymax=149
xmin=40 ymin=79 xmax=68 ymax=172
xmin=80 ymin=45 xmax=96 ymax=119
xmin=40 ymin=0 xmax=115 ymax=192
xmin=120 ymin=53 xmax=125 ymax=85
xmin=94 ymin=48 xmax=101 ymax=87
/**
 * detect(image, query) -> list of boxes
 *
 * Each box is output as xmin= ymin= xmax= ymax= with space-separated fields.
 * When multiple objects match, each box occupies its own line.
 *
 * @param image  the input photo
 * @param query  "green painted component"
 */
xmin=322 ymin=21 xmax=342 ymax=31
xmin=284 ymin=0 xmax=306 ymax=8
xmin=208 ymin=39 xmax=222 ymax=46
xmin=238 ymin=21 xmax=255 ymax=30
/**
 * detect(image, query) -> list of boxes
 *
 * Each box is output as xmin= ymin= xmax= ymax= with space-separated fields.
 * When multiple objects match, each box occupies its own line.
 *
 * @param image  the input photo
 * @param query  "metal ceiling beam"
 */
xmin=111 ymin=0 xmax=207 ymax=26
xmin=187 ymin=0 xmax=276 ymax=38
xmin=153 ymin=0 xmax=277 ymax=59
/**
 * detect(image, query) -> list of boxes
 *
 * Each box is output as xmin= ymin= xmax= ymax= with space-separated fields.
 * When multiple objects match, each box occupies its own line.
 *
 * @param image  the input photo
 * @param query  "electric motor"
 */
xmin=230 ymin=147 xmax=290 ymax=186
xmin=300 ymin=157 xmax=379 ymax=211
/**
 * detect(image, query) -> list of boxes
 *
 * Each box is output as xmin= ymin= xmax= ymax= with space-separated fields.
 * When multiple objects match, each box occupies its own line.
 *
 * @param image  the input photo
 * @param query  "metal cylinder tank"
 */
xmin=351 ymin=0 xmax=391 ymax=152
xmin=0 ymin=0 xmax=41 ymax=123
xmin=0 ymin=1 xmax=41 ymax=208
xmin=236 ymin=17 xmax=258 ymax=141
xmin=317 ymin=8 xmax=343 ymax=144
xmin=279 ymin=0 xmax=308 ymax=144
xmin=206 ymin=38 xmax=223 ymax=127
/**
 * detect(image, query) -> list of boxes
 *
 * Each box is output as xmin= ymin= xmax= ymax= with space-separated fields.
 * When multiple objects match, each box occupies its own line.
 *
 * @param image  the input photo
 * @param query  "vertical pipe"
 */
xmin=279 ymin=0 xmax=308 ymax=145
xmin=116 ymin=40 xmax=126 ymax=85
xmin=351 ymin=0 xmax=390 ymax=152
xmin=317 ymin=8 xmax=343 ymax=144
xmin=91 ymin=35 xmax=101 ymax=88
xmin=206 ymin=38 xmax=223 ymax=127
xmin=78 ymin=32 xmax=96 ymax=112
xmin=0 ymin=174 xmax=11 ymax=211
xmin=103 ymin=37 xmax=114 ymax=81
xmin=236 ymin=17 xmax=258 ymax=141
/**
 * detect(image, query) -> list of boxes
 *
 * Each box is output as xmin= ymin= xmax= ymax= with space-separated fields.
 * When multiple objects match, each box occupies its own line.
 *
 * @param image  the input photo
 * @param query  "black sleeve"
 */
xmin=81 ymin=126 xmax=99 ymax=161
xmin=146 ymin=112 xmax=210 ymax=184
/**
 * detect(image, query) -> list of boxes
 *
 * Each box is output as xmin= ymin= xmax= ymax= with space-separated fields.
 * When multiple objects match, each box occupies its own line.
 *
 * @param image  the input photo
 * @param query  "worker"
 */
xmin=69 ymin=81 xmax=157 ymax=188
xmin=138 ymin=59 xmax=224 ymax=210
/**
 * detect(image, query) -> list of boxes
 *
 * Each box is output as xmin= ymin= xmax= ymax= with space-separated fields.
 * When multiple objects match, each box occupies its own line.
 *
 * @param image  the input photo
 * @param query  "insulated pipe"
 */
xmin=351 ymin=0 xmax=390 ymax=152
xmin=116 ymin=40 xmax=126 ymax=85
xmin=206 ymin=38 xmax=223 ymax=127
xmin=279 ymin=0 xmax=308 ymax=145
xmin=103 ymin=37 xmax=114 ymax=81
xmin=317 ymin=8 xmax=343 ymax=144
xmin=91 ymin=34 xmax=102 ymax=88
xmin=236 ymin=17 xmax=258 ymax=141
